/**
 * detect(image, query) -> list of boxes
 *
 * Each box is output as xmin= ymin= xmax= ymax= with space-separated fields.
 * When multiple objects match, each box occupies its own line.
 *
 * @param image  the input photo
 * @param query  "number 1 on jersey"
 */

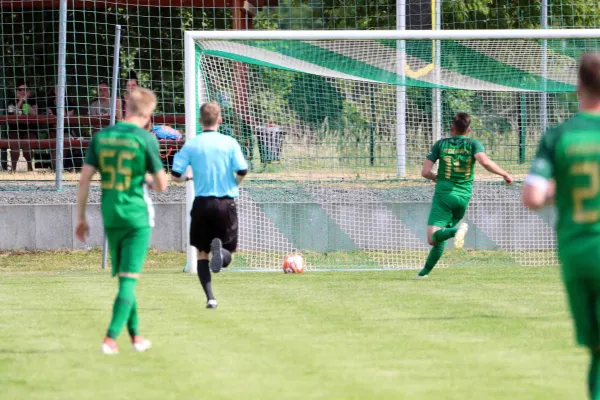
xmin=443 ymin=156 xmax=472 ymax=179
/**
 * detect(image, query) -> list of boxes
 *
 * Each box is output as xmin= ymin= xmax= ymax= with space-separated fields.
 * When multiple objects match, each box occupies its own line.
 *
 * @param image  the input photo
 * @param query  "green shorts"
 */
xmin=427 ymin=193 xmax=470 ymax=228
xmin=105 ymin=227 xmax=152 ymax=277
xmin=564 ymin=278 xmax=600 ymax=348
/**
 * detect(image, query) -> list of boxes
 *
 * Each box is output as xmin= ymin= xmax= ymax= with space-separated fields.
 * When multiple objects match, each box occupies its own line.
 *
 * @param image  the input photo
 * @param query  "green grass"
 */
xmin=0 ymin=250 xmax=586 ymax=400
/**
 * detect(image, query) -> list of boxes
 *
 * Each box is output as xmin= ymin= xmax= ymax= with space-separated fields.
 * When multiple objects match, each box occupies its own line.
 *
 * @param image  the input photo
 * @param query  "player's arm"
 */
xmin=145 ymin=135 xmax=168 ymax=192
xmin=170 ymin=143 xmax=193 ymax=182
xmin=474 ymin=153 xmax=513 ymax=184
xmin=421 ymin=159 xmax=437 ymax=182
xmin=522 ymin=134 xmax=555 ymax=210
xmin=421 ymin=141 xmax=439 ymax=182
xmin=75 ymin=140 xmax=99 ymax=242
xmin=231 ymin=140 xmax=249 ymax=185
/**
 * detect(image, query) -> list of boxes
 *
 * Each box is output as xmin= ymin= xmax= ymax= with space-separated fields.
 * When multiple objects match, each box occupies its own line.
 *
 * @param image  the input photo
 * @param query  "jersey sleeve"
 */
xmin=527 ymin=131 xmax=555 ymax=181
xmin=84 ymin=136 xmax=99 ymax=168
xmin=145 ymin=135 xmax=164 ymax=174
xmin=231 ymin=139 xmax=248 ymax=172
xmin=472 ymin=139 xmax=485 ymax=155
xmin=426 ymin=141 xmax=440 ymax=162
xmin=171 ymin=144 xmax=190 ymax=175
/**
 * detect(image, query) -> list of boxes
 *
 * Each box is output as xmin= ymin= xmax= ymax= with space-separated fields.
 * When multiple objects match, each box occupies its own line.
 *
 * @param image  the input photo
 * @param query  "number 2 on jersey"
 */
xmin=443 ymin=156 xmax=472 ymax=179
xmin=570 ymin=162 xmax=600 ymax=223
xmin=99 ymin=150 xmax=136 ymax=191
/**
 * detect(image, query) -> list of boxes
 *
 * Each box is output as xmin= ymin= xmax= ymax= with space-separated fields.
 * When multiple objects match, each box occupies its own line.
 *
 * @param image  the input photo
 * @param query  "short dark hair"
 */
xmin=15 ymin=79 xmax=29 ymax=89
xmin=452 ymin=112 xmax=471 ymax=134
xmin=579 ymin=53 xmax=600 ymax=97
xmin=98 ymin=80 xmax=109 ymax=86
xmin=200 ymin=101 xmax=221 ymax=126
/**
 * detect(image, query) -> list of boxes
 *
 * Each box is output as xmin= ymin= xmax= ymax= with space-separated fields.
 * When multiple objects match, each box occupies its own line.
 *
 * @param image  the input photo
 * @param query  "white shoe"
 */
xmin=414 ymin=274 xmax=428 ymax=279
xmin=132 ymin=336 xmax=152 ymax=352
xmin=101 ymin=338 xmax=119 ymax=355
xmin=454 ymin=222 xmax=469 ymax=249
xmin=206 ymin=299 xmax=218 ymax=309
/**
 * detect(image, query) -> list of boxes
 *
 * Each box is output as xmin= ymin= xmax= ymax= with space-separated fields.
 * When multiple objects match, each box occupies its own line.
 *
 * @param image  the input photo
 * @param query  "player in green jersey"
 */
xmin=75 ymin=87 xmax=168 ymax=355
xmin=523 ymin=53 xmax=600 ymax=399
xmin=418 ymin=112 xmax=513 ymax=278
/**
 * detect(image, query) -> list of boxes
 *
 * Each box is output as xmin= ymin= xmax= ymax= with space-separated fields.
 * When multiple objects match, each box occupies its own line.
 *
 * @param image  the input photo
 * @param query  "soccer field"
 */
xmin=0 ymin=251 xmax=586 ymax=400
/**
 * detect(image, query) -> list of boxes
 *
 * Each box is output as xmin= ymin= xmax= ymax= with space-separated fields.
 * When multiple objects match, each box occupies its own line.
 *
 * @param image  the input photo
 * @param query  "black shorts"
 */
xmin=190 ymin=196 xmax=238 ymax=253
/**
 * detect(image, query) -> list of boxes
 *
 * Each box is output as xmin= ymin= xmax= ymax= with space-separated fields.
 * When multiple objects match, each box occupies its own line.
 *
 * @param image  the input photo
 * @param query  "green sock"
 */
xmin=418 ymin=243 xmax=446 ymax=276
xmin=127 ymin=298 xmax=139 ymax=338
xmin=432 ymin=227 xmax=458 ymax=243
xmin=589 ymin=350 xmax=600 ymax=399
xmin=106 ymin=277 xmax=137 ymax=339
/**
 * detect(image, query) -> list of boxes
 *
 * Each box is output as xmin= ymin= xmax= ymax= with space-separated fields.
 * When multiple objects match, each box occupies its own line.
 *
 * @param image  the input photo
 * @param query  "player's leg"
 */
xmin=417 ymin=196 xmax=454 ymax=277
xmin=563 ymin=278 xmax=600 ymax=399
xmin=450 ymin=196 xmax=470 ymax=250
xmin=213 ymin=198 xmax=238 ymax=271
xmin=102 ymin=228 xmax=152 ymax=353
xmin=190 ymin=197 xmax=217 ymax=308
xmin=101 ymin=228 xmax=125 ymax=354
xmin=120 ymin=227 xmax=152 ymax=351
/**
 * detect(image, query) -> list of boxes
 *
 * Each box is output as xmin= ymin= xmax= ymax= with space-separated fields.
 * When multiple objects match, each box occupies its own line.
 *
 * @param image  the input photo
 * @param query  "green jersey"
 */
xmin=528 ymin=113 xmax=600 ymax=278
xmin=85 ymin=121 xmax=164 ymax=229
xmin=426 ymin=136 xmax=485 ymax=197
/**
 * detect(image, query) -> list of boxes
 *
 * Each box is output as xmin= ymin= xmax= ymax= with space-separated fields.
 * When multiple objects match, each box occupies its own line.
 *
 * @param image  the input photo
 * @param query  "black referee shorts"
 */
xmin=190 ymin=196 xmax=238 ymax=253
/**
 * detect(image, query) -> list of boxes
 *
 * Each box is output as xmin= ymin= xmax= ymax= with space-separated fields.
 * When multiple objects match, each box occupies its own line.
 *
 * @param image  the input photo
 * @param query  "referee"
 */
xmin=171 ymin=101 xmax=248 ymax=309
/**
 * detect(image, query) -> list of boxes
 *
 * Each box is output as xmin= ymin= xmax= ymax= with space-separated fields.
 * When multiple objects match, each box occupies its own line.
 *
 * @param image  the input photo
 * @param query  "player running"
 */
xmin=75 ymin=87 xmax=168 ymax=354
xmin=171 ymin=101 xmax=248 ymax=309
xmin=523 ymin=53 xmax=600 ymax=400
xmin=417 ymin=112 xmax=513 ymax=278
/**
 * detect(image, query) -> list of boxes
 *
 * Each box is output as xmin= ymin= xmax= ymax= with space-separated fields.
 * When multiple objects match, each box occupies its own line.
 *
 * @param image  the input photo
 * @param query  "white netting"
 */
xmin=190 ymin=37 xmax=579 ymax=270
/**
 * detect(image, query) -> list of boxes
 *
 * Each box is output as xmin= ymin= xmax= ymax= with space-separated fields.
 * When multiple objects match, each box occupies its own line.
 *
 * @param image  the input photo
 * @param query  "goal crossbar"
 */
xmin=185 ymin=28 xmax=600 ymax=42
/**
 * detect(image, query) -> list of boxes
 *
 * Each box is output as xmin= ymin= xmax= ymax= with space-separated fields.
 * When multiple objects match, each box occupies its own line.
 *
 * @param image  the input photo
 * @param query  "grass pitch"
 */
xmin=0 ymin=251 xmax=586 ymax=400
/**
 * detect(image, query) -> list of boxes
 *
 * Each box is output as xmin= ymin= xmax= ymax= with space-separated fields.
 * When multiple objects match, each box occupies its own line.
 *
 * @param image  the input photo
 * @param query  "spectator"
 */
xmin=42 ymin=86 xmax=76 ymax=117
xmin=89 ymin=81 xmax=121 ymax=119
xmin=120 ymin=71 xmax=139 ymax=119
xmin=41 ymin=86 xmax=80 ymax=171
xmin=6 ymin=80 xmax=38 ymax=172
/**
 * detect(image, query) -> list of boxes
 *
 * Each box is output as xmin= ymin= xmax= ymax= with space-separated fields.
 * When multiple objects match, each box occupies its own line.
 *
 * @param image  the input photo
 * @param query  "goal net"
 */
xmin=185 ymin=30 xmax=598 ymax=271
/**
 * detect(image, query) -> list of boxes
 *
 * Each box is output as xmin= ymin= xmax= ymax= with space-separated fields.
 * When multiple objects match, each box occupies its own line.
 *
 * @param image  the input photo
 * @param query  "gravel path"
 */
xmin=0 ymin=181 xmax=521 ymax=204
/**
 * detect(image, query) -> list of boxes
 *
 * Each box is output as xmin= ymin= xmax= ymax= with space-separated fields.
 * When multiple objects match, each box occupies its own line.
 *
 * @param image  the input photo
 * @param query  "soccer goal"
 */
xmin=183 ymin=28 xmax=600 ymax=272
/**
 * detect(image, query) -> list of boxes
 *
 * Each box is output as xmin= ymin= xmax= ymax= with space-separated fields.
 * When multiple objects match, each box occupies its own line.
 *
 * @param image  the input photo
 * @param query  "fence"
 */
xmin=0 ymin=1 xmax=599 ymax=187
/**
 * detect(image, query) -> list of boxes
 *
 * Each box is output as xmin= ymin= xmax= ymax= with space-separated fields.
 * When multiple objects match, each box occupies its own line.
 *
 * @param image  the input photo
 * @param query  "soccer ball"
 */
xmin=283 ymin=254 xmax=305 ymax=274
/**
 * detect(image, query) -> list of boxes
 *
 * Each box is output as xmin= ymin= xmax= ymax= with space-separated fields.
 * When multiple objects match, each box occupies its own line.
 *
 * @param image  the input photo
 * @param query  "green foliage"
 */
xmin=286 ymin=75 xmax=344 ymax=134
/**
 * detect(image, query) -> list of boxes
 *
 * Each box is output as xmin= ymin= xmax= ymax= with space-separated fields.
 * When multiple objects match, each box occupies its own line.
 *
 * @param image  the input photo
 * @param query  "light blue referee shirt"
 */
xmin=172 ymin=130 xmax=248 ymax=198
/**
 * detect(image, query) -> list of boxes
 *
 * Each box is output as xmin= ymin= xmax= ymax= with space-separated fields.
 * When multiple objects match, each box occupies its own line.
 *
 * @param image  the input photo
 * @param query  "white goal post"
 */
xmin=183 ymin=28 xmax=600 ymax=273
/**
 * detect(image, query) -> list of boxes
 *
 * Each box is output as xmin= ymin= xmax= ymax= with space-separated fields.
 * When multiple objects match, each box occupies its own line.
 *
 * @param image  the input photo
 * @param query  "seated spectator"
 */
xmin=6 ymin=80 xmax=38 ymax=172
xmin=120 ymin=71 xmax=139 ymax=119
xmin=41 ymin=86 xmax=81 ymax=171
xmin=89 ymin=81 xmax=121 ymax=119
xmin=42 ymin=86 xmax=76 ymax=117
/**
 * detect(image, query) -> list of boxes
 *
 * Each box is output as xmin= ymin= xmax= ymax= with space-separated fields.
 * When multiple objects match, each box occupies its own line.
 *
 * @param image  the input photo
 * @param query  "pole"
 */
xmin=432 ymin=0 xmax=442 ymax=143
xmin=55 ymin=0 xmax=67 ymax=190
xmin=184 ymin=33 xmax=199 ymax=273
xmin=101 ymin=25 xmax=122 ymax=270
xmin=519 ymin=91 xmax=527 ymax=164
xmin=541 ymin=0 xmax=549 ymax=134
xmin=396 ymin=0 xmax=406 ymax=177
xmin=369 ymin=85 xmax=376 ymax=166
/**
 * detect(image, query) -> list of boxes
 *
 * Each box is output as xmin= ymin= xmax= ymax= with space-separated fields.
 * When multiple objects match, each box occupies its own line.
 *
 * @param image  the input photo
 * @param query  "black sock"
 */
xmin=589 ymin=350 xmax=600 ymax=398
xmin=222 ymin=249 xmax=232 ymax=268
xmin=197 ymin=260 xmax=214 ymax=301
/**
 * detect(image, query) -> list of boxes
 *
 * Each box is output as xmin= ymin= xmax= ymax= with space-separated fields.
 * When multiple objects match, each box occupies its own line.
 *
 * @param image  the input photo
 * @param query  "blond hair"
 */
xmin=126 ymin=87 xmax=157 ymax=118
xmin=200 ymin=101 xmax=221 ymax=126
